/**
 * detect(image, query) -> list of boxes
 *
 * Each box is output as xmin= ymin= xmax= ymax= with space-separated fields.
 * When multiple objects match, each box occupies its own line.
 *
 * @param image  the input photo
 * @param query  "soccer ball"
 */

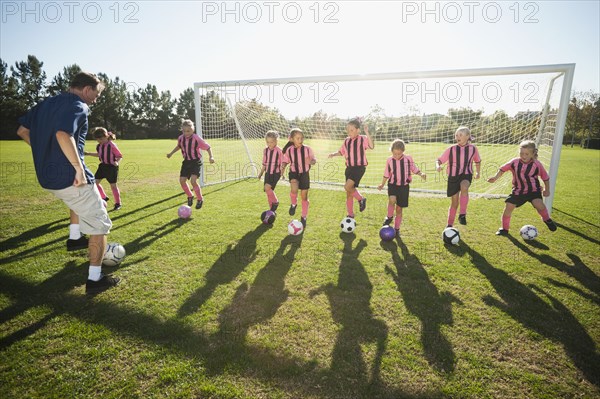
xmin=340 ymin=217 xmax=356 ymax=233
xmin=520 ymin=225 xmax=538 ymax=240
xmin=103 ymin=242 xmax=126 ymax=267
xmin=442 ymin=227 xmax=460 ymax=245
xmin=288 ymin=219 xmax=304 ymax=236
xmin=380 ymin=225 xmax=396 ymax=241
xmin=261 ymin=210 xmax=276 ymax=225
xmin=178 ymin=205 xmax=192 ymax=219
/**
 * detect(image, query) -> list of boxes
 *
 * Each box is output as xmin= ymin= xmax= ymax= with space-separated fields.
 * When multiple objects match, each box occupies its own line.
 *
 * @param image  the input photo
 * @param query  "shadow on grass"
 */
xmin=308 ymin=233 xmax=389 ymax=397
xmin=177 ymin=224 xmax=272 ymax=317
xmin=463 ymin=241 xmax=600 ymax=387
xmin=552 ymin=208 xmax=600 ymax=229
xmin=553 ymin=221 xmax=600 ymax=246
xmin=0 ymin=239 xmax=432 ymax=398
xmin=507 ymin=235 xmax=600 ymax=300
xmin=381 ymin=237 xmax=460 ymax=373
xmin=0 ymin=193 xmax=183 ymax=265
xmin=210 ymin=234 xmax=303 ymax=369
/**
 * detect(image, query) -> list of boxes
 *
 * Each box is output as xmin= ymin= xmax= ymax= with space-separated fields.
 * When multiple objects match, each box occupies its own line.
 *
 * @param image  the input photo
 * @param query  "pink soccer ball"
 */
xmin=178 ymin=205 xmax=192 ymax=219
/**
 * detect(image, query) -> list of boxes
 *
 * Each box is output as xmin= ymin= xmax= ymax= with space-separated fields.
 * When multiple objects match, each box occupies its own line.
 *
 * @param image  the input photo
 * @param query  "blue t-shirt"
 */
xmin=18 ymin=92 xmax=95 ymax=190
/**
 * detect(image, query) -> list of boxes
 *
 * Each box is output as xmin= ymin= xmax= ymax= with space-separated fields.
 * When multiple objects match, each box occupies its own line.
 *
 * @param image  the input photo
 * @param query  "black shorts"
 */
xmin=180 ymin=159 xmax=202 ymax=179
xmin=345 ymin=166 xmax=366 ymax=188
xmin=95 ymin=163 xmax=119 ymax=184
xmin=388 ymin=184 xmax=410 ymax=207
xmin=264 ymin=173 xmax=281 ymax=189
xmin=447 ymin=173 xmax=473 ymax=197
xmin=505 ymin=191 xmax=543 ymax=208
xmin=288 ymin=171 xmax=310 ymax=190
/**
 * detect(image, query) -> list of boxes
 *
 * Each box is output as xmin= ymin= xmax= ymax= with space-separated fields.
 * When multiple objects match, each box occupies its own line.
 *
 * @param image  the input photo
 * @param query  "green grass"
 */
xmin=1 ymin=140 xmax=599 ymax=399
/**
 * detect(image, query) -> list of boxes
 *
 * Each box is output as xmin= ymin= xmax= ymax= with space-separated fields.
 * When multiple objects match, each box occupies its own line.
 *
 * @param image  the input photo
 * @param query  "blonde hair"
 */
xmin=390 ymin=139 xmax=405 ymax=152
xmin=265 ymin=130 xmax=279 ymax=140
xmin=456 ymin=126 xmax=471 ymax=138
xmin=519 ymin=140 xmax=538 ymax=159
xmin=181 ymin=119 xmax=195 ymax=131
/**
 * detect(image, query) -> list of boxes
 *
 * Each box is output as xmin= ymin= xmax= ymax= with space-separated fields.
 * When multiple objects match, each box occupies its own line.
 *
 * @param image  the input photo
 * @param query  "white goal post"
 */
xmin=193 ymin=64 xmax=575 ymax=213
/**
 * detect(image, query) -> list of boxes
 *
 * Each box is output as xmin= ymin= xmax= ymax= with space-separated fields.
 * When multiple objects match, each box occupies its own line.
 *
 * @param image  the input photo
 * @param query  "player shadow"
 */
xmin=177 ymin=224 xmax=271 ymax=318
xmin=553 ymin=221 xmax=600 ymax=246
xmin=520 ymin=238 xmax=549 ymax=250
xmin=463 ymin=241 xmax=600 ymax=387
xmin=545 ymin=277 xmax=600 ymax=306
xmin=552 ymin=208 xmax=600 ymax=229
xmin=309 ymin=233 xmax=388 ymax=396
xmin=0 ymin=259 xmax=86 ymax=349
xmin=107 ymin=192 xmax=182 ymax=223
xmin=381 ymin=238 xmax=460 ymax=373
xmin=209 ymin=235 xmax=303 ymax=369
xmin=0 ymin=217 xmax=67 ymax=252
xmin=507 ymin=235 xmax=600 ymax=299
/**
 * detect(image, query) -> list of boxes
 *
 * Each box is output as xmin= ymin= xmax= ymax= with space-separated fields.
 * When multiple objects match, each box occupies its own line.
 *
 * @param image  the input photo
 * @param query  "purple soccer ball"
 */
xmin=178 ymin=205 xmax=192 ymax=219
xmin=380 ymin=225 xmax=396 ymax=241
xmin=261 ymin=210 xmax=276 ymax=225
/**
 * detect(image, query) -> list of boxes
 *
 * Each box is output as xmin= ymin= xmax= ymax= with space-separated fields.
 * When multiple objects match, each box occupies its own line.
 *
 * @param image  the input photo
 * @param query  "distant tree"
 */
xmin=47 ymin=64 xmax=82 ymax=96
xmin=11 ymin=55 xmax=47 ymax=109
xmin=0 ymin=59 xmax=23 ymax=138
xmin=176 ymin=87 xmax=195 ymax=123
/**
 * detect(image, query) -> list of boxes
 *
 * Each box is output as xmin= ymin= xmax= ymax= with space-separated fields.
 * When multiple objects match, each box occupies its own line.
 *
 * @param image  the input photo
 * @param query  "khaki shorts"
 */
xmin=46 ymin=184 xmax=112 ymax=235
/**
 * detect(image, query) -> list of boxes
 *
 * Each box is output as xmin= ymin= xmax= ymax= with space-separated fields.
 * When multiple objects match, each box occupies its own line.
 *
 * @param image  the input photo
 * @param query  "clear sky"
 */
xmin=1 ymin=0 xmax=598 ymax=116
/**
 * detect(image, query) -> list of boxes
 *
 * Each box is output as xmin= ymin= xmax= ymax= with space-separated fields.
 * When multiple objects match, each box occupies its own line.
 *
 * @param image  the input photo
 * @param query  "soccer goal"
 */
xmin=193 ymin=64 xmax=574 ymax=212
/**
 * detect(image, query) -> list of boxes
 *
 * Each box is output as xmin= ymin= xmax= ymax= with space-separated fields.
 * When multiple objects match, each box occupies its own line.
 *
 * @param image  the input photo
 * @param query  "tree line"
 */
xmin=0 ymin=55 xmax=195 ymax=140
xmin=1 ymin=55 xmax=598 ymax=146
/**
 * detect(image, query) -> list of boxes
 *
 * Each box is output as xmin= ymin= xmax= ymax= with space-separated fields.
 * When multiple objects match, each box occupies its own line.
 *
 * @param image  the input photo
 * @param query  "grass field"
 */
xmin=1 ymin=140 xmax=599 ymax=399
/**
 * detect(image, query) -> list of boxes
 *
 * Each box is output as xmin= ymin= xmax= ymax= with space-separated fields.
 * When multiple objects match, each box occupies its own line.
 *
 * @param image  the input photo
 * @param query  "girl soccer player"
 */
xmin=282 ymin=128 xmax=316 ymax=229
xmin=435 ymin=126 xmax=481 ymax=227
xmin=167 ymin=119 xmax=214 ymax=209
xmin=377 ymin=139 xmax=426 ymax=236
xmin=257 ymin=130 xmax=283 ymax=212
xmin=488 ymin=140 xmax=557 ymax=235
xmin=328 ymin=117 xmax=374 ymax=217
xmin=84 ymin=127 xmax=123 ymax=211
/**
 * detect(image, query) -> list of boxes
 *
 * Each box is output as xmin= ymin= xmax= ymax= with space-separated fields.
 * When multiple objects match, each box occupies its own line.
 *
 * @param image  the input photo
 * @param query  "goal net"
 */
xmin=194 ymin=64 xmax=574 ymax=211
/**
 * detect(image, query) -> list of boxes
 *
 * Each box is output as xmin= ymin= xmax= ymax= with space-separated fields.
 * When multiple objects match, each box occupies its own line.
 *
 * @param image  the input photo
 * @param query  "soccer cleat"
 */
xmin=103 ymin=197 xmax=109 ymax=202
xmin=458 ymin=214 xmax=467 ymax=225
xmin=395 ymin=229 xmax=400 ymax=237
xmin=496 ymin=228 xmax=509 ymax=236
xmin=66 ymin=236 xmax=88 ymax=251
xmin=270 ymin=202 xmax=279 ymax=212
xmin=113 ymin=203 xmax=122 ymax=211
xmin=301 ymin=217 xmax=307 ymax=228
xmin=289 ymin=204 xmax=297 ymax=215
xmin=196 ymin=199 xmax=203 ymax=209
xmin=359 ymin=197 xmax=367 ymax=212
xmin=383 ymin=217 xmax=393 ymax=226
xmin=86 ymin=274 xmax=120 ymax=295
xmin=187 ymin=197 xmax=193 ymax=206
xmin=544 ymin=218 xmax=557 ymax=231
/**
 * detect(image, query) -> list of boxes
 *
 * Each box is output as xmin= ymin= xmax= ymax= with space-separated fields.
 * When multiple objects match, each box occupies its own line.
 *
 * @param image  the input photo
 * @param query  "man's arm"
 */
xmin=56 ymin=131 xmax=86 ymax=186
xmin=17 ymin=126 xmax=31 ymax=146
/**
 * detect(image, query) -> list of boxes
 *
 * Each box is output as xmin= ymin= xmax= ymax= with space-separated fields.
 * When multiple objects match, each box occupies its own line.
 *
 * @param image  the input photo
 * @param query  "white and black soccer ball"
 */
xmin=442 ymin=227 xmax=460 ymax=245
xmin=103 ymin=242 xmax=126 ymax=266
xmin=340 ymin=217 xmax=356 ymax=233
xmin=520 ymin=225 xmax=538 ymax=240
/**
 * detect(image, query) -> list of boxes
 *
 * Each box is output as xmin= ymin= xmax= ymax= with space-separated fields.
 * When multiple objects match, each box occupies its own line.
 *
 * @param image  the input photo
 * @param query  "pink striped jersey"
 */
xmin=96 ymin=141 xmax=122 ymax=166
xmin=437 ymin=143 xmax=481 ymax=176
xmin=177 ymin=134 xmax=210 ymax=161
xmin=384 ymin=155 xmax=421 ymax=186
xmin=500 ymin=158 xmax=549 ymax=195
xmin=283 ymin=145 xmax=315 ymax=174
xmin=339 ymin=135 xmax=370 ymax=167
xmin=262 ymin=146 xmax=283 ymax=174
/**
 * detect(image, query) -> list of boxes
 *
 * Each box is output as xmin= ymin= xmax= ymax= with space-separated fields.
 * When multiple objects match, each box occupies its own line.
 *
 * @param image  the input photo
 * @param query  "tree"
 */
xmin=47 ymin=64 xmax=82 ymax=96
xmin=0 ymin=58 xmax=24 ymax=138
xmin=11 ymin=55 xmax=47 ymax=109
xmin=176 ymin=87 xmax=195 ymax=123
